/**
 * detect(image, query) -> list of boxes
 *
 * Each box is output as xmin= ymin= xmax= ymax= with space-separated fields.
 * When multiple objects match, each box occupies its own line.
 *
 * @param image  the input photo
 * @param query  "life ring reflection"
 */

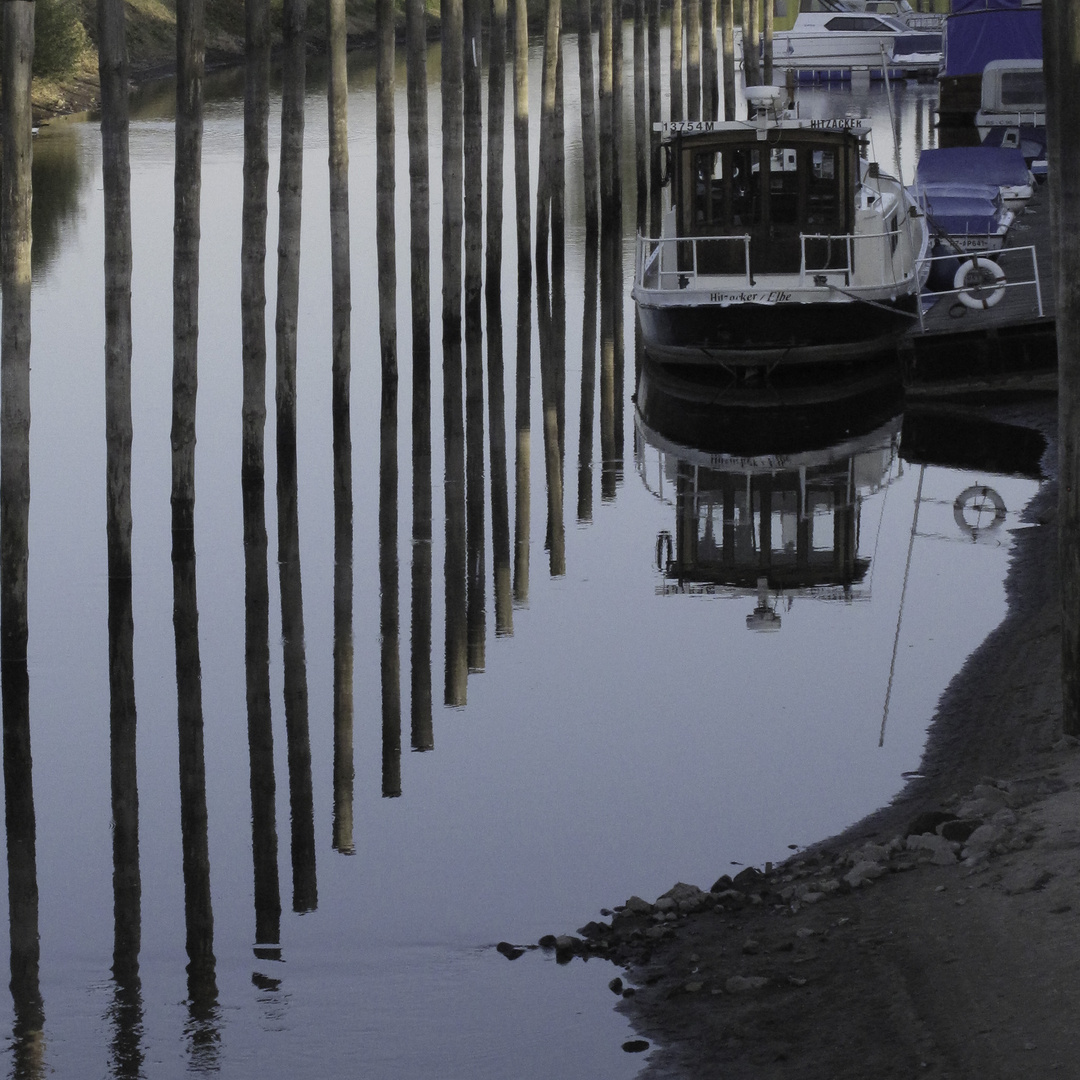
xmin=953 ymin=485 xmax=1006 ymax=539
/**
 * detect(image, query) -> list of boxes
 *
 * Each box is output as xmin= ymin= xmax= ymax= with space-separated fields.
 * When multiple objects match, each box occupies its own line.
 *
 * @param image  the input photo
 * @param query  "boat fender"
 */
xmin=656 ymin=531 xmax=673 ymax=570
xmin=953 ymin=257 xmax=1006 ymax=310
xmin=656 ymin=144 xmax=671 ymax=187
xmin=953 ymin=485 xmax=1006 ymax=538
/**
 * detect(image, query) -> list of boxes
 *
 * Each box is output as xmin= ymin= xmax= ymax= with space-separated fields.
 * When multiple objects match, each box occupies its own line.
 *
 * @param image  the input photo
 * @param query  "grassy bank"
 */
xmin=36 ymin=0 xmax=423 ymax=118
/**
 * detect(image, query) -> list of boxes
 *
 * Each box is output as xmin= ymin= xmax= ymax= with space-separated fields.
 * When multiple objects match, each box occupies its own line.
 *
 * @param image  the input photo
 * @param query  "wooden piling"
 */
xmin=274 ymin=0 xmax=306 ymax=456
xmin=648 ymin=0 xmax=662 ymax=231
xmin=408 ymin=0 xmax=433 ymax=752
xmin=172 ymin=0 xmax=204 ymax=513
xmin=720 ymin=0 xmax=735 ymax=119
xmin=703 ymin=0 xmax=718 ymax=119
xmin=578 ymin=0 xmax=600 ymax=239
xmin=241 ymin=0 xmax=269 ymax=482
xmin=464 ymin=0 xmax=483 ymax=311
xmin=763 ymin=0 xmax=773 ymax=85
xmin=1046 ymin=0 xmax=1080 ymax=734
xmin=670 ymin=0 xmax=684 ymax=121
xmin=687 ymin=0 xmax=701 ymax=119
xmin=512 ymin=0 xmax=531 ymax=281
xmin=487 ymin=0 xmax=508 ymax=294
xmin=443 ymin=0 xmax=465 ymax=326
xmin=635 ymin=0 xmax=648 ymax=227
xmin=377 ymin=0 xmax=397 ymax=378
xmin=328 ymin=0 xmax=351 ymax=404
xmin=536 ymin=0 xmax=562 ymax=265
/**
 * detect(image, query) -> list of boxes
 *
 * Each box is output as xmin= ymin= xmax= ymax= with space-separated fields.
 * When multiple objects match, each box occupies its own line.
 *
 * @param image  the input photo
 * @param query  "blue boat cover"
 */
xmin=915 ymin=146 xmax=1031 ymax=187
xmin=924 ymin=196 xmax=1007 ymax=236
xmin=951 ymin=0 xmax=1026 ymax=12
xmin=943 ymin=8 xmax=1042 ymax=76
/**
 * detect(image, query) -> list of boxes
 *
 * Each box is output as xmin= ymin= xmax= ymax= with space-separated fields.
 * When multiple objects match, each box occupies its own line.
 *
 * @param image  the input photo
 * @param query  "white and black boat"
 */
xmin=771 ymin=0 xmax=942 ymax=77
xmin=632 ymin=86 xmax=931 ymax=369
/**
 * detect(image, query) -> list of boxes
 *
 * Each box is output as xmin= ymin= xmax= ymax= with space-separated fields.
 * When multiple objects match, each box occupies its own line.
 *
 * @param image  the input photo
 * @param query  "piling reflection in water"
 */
xmin=465 ymin=273 xmax=487 ymax=671
xmin=537 ymin=257 xmax=566 ymax=577
xmin=2 ymin=652 xmax=42 ymax=1080
xmin=277 ymin=444 xmax=318 ymax=912
xmin=486 ymin=292 xmax=514 ymax=637
xmin=380 ymin=376 xmax=403 ymax=797
xmin=243 ymin=480 xmax=283 ymax=953
xmin=513 ymin=280 xmax=532 ymax=608
xmin=172 ymin=519 xmax=221 ymax=1065
xmin=333 ymin=385 xmax=357 ymax=838
xmin=577 ymin=235 xmax=599 ymax=524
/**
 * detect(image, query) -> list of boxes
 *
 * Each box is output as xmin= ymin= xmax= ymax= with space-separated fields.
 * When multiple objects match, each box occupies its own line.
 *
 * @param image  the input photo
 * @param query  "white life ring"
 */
xmin=953 ymin=257 xmax=1006 ymax=310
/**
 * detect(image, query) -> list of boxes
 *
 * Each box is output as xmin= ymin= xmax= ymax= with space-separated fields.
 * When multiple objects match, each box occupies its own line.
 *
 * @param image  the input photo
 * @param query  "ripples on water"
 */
xmin=1 ymin=45 xmax=1044 ymax=1079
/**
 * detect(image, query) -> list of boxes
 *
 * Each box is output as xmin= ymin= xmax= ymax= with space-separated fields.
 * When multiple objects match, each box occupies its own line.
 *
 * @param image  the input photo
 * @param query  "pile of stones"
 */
xmin=498 ymin=775 xmax=1050 ymax=971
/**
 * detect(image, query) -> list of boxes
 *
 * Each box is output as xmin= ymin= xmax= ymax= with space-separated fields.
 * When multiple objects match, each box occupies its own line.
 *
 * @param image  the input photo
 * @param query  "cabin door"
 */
xmin=752 ymin=142 xmax=847 ymax=279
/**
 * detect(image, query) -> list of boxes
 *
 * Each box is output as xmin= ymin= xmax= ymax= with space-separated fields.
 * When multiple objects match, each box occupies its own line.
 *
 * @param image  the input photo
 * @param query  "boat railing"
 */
xmin=913 ymin=244 xmax=1043 ymax=333
xmin=636 ymin=233 xmax=753 ymax=290
xmin=636 ymin=225 xmax=914 ymax=291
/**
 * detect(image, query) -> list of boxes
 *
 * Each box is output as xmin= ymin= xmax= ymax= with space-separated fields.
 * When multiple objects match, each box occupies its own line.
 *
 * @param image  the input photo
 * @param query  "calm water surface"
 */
xmin=4 ymin=37 xmax=1044 ymax=1079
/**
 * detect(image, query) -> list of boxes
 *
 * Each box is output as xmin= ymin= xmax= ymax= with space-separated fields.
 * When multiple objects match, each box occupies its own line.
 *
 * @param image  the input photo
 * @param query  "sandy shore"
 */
xmin=569 ymin=395 xmax=1077 ymax=1079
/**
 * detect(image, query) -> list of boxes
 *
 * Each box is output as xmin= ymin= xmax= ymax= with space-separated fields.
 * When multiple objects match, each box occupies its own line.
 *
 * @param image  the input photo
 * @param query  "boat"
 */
xmin=911 ymin=145 xmax=1036 ymax=273
xmin=913 ymin=145 xmax=1033 ymax=214
xmin=632 ymin=86 xmax=931 ymax=369
xmin=974 ymin=58 xmax=1046 ymax=175
xmin=938 ymin=0 xmax=1042 ymax=132
xmin=770 ymin=0 xmax=942 ymax=79
xmin=910 ymin=144 xmax=1036 ymax=290
xmin=836 ymin=0 xmax=945 ymax=32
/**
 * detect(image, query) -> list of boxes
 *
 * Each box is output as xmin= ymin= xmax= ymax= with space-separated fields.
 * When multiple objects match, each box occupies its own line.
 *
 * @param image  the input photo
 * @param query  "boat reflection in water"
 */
xmin=634 ymin=360 xmax=904 ymax=627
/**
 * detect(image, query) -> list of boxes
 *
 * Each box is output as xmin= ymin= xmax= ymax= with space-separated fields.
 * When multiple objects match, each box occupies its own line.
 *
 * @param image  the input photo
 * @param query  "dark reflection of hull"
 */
xmin=900 ymin=407 xmax=1047 ymax=481
xmin=636 ymin=355 xmax=905 ymax=458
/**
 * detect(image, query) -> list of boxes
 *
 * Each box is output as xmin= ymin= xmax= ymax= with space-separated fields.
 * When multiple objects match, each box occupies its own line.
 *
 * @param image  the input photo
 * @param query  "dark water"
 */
xmin=2 ymin=39 xmax=1045 ymax=1079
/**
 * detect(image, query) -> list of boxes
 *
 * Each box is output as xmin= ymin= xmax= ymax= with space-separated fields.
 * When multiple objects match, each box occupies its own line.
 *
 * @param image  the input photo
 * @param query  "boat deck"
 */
xmin=901 ymin=184 xmax=1057 ymax=397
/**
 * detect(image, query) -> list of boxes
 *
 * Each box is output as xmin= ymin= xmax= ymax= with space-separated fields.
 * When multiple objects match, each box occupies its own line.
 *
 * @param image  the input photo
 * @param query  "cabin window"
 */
xmin=824 ymin=16 xmax=891 ymax=31
xmin=692 ymin=150 xmax=724 ymax=226
xmin=999 ymin=70 xmax=1045 ymax=108
xmin=769 ymin=147 xmax=800 ymax=226
xmin=806 ymin=149 xmax=841 ymax=230
xmin=730 ymin=147 xmax=763 ymax=227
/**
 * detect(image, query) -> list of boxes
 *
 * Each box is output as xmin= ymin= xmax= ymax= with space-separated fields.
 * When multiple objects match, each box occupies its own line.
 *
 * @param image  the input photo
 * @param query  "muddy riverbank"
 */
xmin=560 ymin=395 xmax=1077 ymax=1079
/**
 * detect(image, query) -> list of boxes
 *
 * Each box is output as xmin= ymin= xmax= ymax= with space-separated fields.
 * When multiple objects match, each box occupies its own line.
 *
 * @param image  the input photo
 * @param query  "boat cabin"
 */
xmin=669 ymin=125 xmax=862 ymax=278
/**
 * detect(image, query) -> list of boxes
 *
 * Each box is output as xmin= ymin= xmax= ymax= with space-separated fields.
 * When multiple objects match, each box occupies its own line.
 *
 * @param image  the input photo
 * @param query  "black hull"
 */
xmin=636 ymin=295 xmax=920 ymax=366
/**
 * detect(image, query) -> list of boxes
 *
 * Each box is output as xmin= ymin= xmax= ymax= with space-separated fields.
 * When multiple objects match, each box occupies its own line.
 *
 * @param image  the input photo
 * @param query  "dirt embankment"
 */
xmin=562 ymin=397 xmax=1078 ymax=1079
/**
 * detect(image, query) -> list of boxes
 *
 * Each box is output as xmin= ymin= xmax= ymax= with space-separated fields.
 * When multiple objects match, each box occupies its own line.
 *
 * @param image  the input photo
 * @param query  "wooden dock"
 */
xmin=900 ymin=185 xmax=1058 ymax=398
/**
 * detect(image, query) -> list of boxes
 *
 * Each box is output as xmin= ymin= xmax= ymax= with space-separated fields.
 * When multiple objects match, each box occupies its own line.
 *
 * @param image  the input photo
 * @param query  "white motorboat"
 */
xmin=632 ymin=86 xmax=931 ymax=368
xmin=771 ymin=0 xmax=942 ymax=76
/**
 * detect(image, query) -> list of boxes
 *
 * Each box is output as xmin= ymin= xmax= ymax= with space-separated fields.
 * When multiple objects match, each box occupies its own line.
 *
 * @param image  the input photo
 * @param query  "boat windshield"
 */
xmin=683 ymin=135 xmax=851 ymax=275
